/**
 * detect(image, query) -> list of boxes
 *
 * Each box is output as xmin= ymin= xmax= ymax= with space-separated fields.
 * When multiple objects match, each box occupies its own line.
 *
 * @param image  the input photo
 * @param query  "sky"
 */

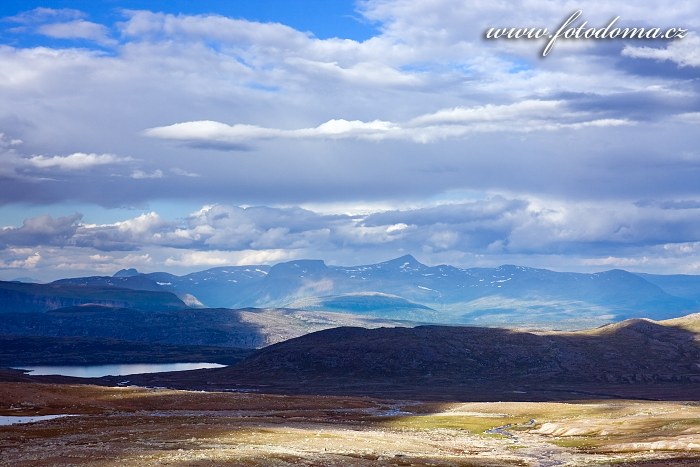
xmin=1 ymin=1 xmax=700 ymax=281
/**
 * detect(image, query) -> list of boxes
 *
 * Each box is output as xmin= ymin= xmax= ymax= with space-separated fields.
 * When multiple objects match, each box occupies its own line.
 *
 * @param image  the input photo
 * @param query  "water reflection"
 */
xmin=0 ymin=415 xmax=73 ymax=426
xmin=13 ymin=362 xmax=225 ymax=377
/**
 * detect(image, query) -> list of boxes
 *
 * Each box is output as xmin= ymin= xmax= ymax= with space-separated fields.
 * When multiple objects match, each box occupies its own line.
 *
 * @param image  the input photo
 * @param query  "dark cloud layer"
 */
xmin=0 ymin=213 xmax=81 ymax=248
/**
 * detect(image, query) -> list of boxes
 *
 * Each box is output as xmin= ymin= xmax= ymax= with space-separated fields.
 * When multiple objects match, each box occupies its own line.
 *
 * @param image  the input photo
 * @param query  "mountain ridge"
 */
xmin=48 ymin=255 xmax=700 ymax=328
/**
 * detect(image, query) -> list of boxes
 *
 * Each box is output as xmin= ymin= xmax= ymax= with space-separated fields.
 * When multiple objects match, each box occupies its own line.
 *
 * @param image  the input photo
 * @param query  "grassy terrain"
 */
xmin=1 ymin=383 xmax=699 ymax=466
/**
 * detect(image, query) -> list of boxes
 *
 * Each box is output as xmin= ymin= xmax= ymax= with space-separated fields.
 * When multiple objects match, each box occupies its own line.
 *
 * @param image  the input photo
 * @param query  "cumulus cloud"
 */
xmin=144 ymin=100 xmax=632 ymax=147
xmin=622 ymin=33 xmax=700 ymax=68
xmin=72 ymin=212 xmax=171 ymax=251
xmin=0 ymin=213 xmax=82 ymax=248
xmin=0 ymin=250 xmax=42 ymax=269
xmin=26 ymin=153 xmax=132 ymax=170
xmin=182 ymin=199 xmax=700 ymax=259
xmin=1 ymin=3 xmax=697 ymax=207
xmin=163 ymin=249 xmax=295 ymax=267
xmin=144 ymin=119 xmax=401 ymax=146
xmin=5 ymin=8 xmax=114 ymax=46
xmin=119 ymin=10 xmax=311 ymax=47
xmin=3 ymin=196 xmax=700 ymax=271
xmin=4 ymin=192 xmax=700 ymax=279
xmin=37 ymin=20 xmax=115 ymax=46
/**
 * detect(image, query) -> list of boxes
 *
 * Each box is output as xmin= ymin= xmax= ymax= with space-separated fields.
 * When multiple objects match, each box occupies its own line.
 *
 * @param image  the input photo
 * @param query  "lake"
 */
xmin=0 ymin=415 xmax=74 ymax=426
xmin=12 ymin=362 xmax=225 ymax=378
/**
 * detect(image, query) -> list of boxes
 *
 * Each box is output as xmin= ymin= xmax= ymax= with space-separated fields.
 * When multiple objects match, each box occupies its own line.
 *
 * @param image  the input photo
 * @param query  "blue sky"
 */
xmin=0 ymin=1 xmax=377 ymax=44
xmin=1 ymin=1 xmax=700 ymax=280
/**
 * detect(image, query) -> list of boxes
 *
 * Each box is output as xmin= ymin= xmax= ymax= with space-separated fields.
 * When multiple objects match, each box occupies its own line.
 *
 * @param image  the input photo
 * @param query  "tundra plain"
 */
xmin=1 ymin=383 xmax=699 ymax=466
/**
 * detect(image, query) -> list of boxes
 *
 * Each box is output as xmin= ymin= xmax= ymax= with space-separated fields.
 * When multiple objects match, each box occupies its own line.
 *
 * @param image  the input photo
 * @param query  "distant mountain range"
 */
xmin=45 ymin=254 xmax=700 ymax=328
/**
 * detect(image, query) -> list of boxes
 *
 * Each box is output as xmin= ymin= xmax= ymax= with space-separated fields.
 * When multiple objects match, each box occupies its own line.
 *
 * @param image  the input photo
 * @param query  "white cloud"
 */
xmin=0 ymin=214 xmax=82 ymax=247
xmin=428 ymin=230 xmax=459 ymax=251
xmin=410 ymin=100 xmax=564 ymax=125
xmin=113 ymin=212 xmax=166 ymax=235
xmin=88 ymin=253 xmax=110 ymax=261
xmin=622 ymin=33 xmax=700 ymax=68
xmin=144 ymin=100 xmax=632 ymax=147
xmin=233 ymin=249 xmax=296 ymax=266
xmin=8 ymin=197 xmax=700 ymax=260
xmin=164 ymin=251 xmax=231 ymax=267
xmin=5 ymin=252 xmax=41 ymax=269
xmin=286 ymin=58 xmax=422 ymax=86
xmin=6 ymin=7 xmax=86 ymax=24
xmin=131 ymin=169 xmax=164 ymax=179
xmin=144 ymin=118 xmax=401 ymax=144
xmin=27 ymin=153 xmax=132 ymax=170
xmin=37 ymin=20 xmax=115 ymax=46
xmin=163 ymin=249 xmax=294 ymax=267
xmin=53 ymin=251 xmax=154 ymax=276
xmin=5 ymin=194 xmax=700 ymax=279
xmin=119 ymin=10 xmax=311 ymax=48
xmin=170 ymin=167 xmax=200 ymax=177
xmin=581 ymin=256 xmax=651 ymax=267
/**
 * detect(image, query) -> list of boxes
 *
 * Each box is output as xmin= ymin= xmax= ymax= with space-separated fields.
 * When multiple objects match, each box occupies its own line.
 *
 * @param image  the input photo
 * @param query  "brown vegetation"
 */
xmin=2 ymin=383 xmax=700 ymax=466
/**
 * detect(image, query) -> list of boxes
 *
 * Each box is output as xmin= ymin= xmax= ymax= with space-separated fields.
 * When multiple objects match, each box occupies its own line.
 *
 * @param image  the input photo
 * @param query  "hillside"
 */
xmin=0 ymin=281 xmax=186 ymax=313
xmin=136 ymin=313 xmax=700 ymax=400
xmin=286 ymin=292 xmax=437 ymax=321
xmin=229 ymin=316 xmax=700 ymax=383
xmin=0 ymin=305 xmax=416 ymax=350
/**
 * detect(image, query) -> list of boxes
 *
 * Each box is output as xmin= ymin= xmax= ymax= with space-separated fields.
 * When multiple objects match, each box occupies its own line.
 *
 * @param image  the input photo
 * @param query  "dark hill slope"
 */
xmin=200 ymin=314 xmax=700 ymax=399
xmin=0 ymin=306 xmax=265 ymax=348
xmin=0 ymin=280 xmax=186 ymax=313
xmin=0 ymin=305 xmax=417 ymax=349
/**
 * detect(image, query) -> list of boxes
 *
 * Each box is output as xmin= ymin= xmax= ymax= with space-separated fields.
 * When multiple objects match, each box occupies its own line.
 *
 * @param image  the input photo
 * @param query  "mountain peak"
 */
xmin=268 ymin=259 xmax=328 ymax=276
xmin=113 ymin=268 xmax=139 ymax=278
xmin=381 ymin=254 xmax=425 ymax=269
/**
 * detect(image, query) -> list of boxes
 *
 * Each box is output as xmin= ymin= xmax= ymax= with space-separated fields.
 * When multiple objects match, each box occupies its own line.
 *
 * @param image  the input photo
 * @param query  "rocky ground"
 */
xmin=1 ymin=383 xmax=699 ymax=466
